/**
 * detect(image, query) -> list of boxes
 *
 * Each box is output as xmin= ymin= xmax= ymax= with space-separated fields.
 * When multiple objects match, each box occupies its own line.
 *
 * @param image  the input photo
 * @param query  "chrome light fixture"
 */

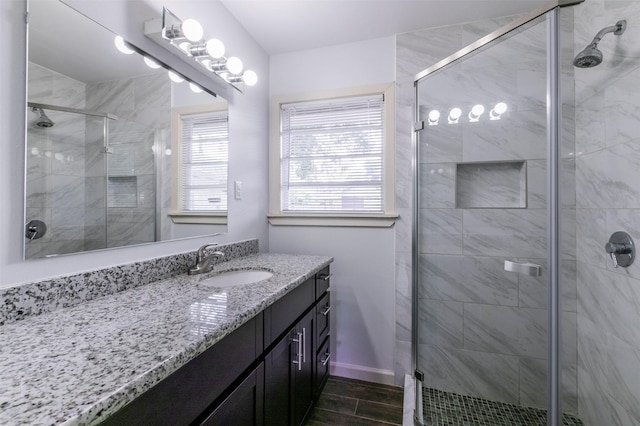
xmin=144 ymin=7 xmax=258 ymax=92
xmin=113 ymin=34 xmax=210 ymax=95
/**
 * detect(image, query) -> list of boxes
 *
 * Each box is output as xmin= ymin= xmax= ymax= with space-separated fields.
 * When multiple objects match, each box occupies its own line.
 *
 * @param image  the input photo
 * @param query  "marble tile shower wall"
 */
xmin=573 ymin=1 xmax=640 ymax=425
xmin=395 ymin=12 xmax=579 ymax=412
xmin=26 ymin=63 xmax=88 ymax=258
xmin=0 ymin=239 xmax=258 ymax=326
xmin=85 ymin=73 xmax=171 ymax=249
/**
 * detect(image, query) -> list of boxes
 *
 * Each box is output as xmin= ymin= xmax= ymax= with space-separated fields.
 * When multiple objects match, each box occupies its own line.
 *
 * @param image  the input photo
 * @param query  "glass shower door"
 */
xmin=25 ymin=106 xmax=108 ymax=258
xmin=413 ymin=9 xmax=578 ymax=425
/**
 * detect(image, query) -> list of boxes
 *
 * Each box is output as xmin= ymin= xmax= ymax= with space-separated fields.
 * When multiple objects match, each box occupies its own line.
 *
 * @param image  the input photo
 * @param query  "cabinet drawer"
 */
xmin=315 ymin=267 xmax=331 ymax=299
xmin=315 ymin=337 xmax=331 ymax=397
xmin=315 ymin=292 xmax=330 ymax=346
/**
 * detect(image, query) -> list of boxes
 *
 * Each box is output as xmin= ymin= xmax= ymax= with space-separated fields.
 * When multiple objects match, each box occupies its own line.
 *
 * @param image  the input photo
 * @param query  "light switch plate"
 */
xmin=234 ymin=181 xmax=242 ymax=200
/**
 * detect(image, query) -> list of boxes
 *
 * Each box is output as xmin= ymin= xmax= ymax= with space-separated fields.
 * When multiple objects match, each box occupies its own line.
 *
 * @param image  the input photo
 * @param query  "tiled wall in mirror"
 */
xmin=25 ymin=0 xmax=228 ymax=259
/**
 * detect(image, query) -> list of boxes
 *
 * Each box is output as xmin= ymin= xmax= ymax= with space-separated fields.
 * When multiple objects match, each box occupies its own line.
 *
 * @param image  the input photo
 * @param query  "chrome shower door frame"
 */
xmin=411 ymin=1 xmax=583 ymax=425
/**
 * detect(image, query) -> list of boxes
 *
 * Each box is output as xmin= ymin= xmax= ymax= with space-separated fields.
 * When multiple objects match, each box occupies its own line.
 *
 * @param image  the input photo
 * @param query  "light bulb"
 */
xmin=243 ymin=70 xmax=258 ymax=86
xmin=469 ymin=104 xmax=485 ymax=122
xmin=448 ymin=107 xmax=462 ymax=124
xmin=206 ymin=39 xmax=225 ymax=59
xmin=144 ymin=57 xmax=161 ymax=69
xmin=490 ymin=102 xmax=508 ymax=120
xmin=181 ymin=19 xmax=203 ymax=42
xmin=471 ymin=104 xmax=485 ymax=116
xmin=189 ymin=82 xmax=203 ymax=93
xmin=168 ymin=71 xmax=184 ymax=83
xmin=226 ymin=56 xmax=243 ymax=75
xmin=114 ymin=36 xmax=134 ymax=55
xmin=494 ymin=102 xmax=508 ymax=114
xmin=427 ymin=110 xmax=440 ymax=126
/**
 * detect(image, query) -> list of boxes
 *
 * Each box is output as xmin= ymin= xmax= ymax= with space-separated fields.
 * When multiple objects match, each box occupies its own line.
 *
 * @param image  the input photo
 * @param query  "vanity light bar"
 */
xmin=427 ymin=102 xmax=508 ymax=126
xmin=113 ymin=35 xmax=212 ymax=96
xmin=144 ymin=8 xmax=258 ymax=92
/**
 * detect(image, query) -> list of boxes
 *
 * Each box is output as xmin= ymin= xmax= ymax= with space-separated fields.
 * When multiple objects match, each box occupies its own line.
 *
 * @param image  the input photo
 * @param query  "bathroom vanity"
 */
xmin=0 ymin=251 xmax=332 ymax=425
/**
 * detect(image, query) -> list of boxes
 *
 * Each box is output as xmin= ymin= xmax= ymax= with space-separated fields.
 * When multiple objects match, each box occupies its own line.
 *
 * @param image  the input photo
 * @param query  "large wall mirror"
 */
xmin=25 ymin=0 xmax=228 ymax=259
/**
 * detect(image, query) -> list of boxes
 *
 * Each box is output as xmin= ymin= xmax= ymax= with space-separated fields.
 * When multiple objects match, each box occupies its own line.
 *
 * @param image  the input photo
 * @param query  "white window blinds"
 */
xmin=181 ymin=111 xmax=228 ymax=212
xmin=280 ymin=94 xmax=384 ymax=213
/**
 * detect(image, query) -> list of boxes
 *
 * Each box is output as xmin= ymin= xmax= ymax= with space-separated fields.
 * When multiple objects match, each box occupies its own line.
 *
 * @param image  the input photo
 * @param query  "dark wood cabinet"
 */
xmin=315 ymin=336 xmax=331 ymax=396
xmin=200 ymin=363 xmax=265 ymax=426
xmin=313 ymin=268 xmax=331 ymax=398
xmin=264 ymin=268 xmax=331 ymax=426
xmin=264 ymin=297 xmax=315 ymax=426
xmin=264 ymin=328 xmax=294 ymax=426
xmin=100 ymin=313 xmax=262 ymax=426
xmin=102 ymin=266 xmax=331 ymax=426
xmin=293 ymin=309 xmax=314 ymax=425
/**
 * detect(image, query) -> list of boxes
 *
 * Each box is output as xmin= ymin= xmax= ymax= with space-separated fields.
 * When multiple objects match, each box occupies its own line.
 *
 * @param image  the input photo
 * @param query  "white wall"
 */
xmin=269 ymin=36 xmax=398 ymax=384
xmin=0 ymin=0 xmax=270 ymax=287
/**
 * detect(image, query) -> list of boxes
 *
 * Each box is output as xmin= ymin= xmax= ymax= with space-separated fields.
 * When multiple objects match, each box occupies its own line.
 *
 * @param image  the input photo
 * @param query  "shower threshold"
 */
xmin=421 ymin=387 xmax=583 ymax=426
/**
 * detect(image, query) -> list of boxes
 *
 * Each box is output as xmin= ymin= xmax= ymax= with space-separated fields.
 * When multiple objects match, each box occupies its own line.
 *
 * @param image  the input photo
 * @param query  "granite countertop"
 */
xmin=0 ymin=253 xmax=332 ymax=425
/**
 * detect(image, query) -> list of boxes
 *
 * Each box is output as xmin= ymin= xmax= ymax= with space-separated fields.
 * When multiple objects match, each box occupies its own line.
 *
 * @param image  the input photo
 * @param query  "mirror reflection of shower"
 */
xmin=31 ymin=107 xmax=55 ymax=128
xmin=25 ymin=100 xmax=123 ymax=258
xmin=573 ymin=19 xmax=626 ymax=68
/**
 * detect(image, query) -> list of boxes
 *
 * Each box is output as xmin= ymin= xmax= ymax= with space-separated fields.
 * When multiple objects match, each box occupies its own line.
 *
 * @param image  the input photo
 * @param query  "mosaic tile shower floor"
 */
xmin=422 ymin=387 xmax=584 ymax=426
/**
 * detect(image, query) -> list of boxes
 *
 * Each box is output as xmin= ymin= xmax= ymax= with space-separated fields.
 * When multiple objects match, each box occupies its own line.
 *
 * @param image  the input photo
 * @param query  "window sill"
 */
xmin=268 ymin=213 xmax=398 ymax=228
xmin=169 ymin=212 xmax=228 ymax=225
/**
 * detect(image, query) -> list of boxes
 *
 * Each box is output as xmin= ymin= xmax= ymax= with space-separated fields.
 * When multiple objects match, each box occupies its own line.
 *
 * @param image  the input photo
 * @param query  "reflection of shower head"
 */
xmin=573 ymin=20 xmax=626 ymax=68
xmin=31 ymin=107 xmax=55 ymax=128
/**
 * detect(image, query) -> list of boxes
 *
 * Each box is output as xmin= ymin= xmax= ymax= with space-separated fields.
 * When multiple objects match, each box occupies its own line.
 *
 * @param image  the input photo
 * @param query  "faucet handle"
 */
xmin=197 ymin=243 xmax=219 ymax=260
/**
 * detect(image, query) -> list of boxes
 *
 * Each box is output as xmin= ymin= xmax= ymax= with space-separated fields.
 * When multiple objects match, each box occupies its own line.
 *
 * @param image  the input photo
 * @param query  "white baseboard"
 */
xmin=329 ymin=361 xmax=395 ymax=386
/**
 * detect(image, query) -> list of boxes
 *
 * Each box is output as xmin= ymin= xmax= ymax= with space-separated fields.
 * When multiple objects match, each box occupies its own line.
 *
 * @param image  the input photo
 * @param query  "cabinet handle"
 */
xmin=302 ymin=327 xmax=306 ymax=364
xmin=321 ymin=351 xmax=332 ymax=366
xmin=321 ymin=304 xmax=331 ymax=316
xmin=292 ymin=332 xmax=303 ymax=371
xmin=318 ymin=273 xmax=333 ymax=281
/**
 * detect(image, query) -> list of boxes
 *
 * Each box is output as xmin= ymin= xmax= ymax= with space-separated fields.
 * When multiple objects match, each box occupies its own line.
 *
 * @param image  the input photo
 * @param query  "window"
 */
xmin=269 ymin=83 xmax=396 ymax=227
xmin=170 ymin=104 xmax=228 ymax=224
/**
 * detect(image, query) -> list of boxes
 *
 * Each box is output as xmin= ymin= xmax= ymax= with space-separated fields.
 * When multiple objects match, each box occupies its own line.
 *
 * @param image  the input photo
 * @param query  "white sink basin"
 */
xmin=200 ymin=270 xmax=273 ymax=288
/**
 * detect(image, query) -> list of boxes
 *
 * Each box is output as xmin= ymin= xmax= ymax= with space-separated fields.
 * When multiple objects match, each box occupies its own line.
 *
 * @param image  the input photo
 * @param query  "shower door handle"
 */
xmin=504 ymin=260 xmax=542 ymax=277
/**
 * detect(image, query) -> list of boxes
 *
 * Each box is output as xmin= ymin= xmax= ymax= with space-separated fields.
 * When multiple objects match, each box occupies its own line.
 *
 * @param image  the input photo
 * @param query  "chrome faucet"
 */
xmin=188 ymin=244 xmax=225 ymax=275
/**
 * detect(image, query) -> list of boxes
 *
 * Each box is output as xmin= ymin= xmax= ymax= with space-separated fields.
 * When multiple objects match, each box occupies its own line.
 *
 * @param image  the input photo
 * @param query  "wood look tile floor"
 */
xmin=304 ymin=376 xmax=404 ymax=426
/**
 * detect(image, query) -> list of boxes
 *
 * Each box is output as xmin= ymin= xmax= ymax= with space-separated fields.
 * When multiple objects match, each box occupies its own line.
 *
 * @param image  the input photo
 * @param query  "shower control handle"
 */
xmin=25 ymin=220 xmax=47 ymax=240
xmin=605 ymin=232 xmax=634 ymax=268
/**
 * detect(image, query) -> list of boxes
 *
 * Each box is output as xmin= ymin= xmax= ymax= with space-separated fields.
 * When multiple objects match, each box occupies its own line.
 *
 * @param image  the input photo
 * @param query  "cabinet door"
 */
xmin=264 ymin=328 xmax=295 ymax=426
xmin=264 ymin=309 xmax=315 ymax=426
xmin=293 ymin=309 xmax=314 ymax=426
xmin=200 ymin=363 xmax=264 ymax=426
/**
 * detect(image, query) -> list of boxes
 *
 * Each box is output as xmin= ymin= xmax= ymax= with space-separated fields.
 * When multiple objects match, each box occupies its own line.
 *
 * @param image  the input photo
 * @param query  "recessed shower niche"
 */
xmin=455 ymin=160 xmax=526 ymax=208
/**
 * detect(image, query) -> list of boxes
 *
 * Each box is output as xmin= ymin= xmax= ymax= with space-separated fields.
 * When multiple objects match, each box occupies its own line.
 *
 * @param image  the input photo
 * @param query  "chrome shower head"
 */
xmin=573 ymin=44 xmax=603 ymax=68
xmin=32 ymin=107 xmax=54 ymax=128
xmin=573 ymin=20 xmax=626 ymax=68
